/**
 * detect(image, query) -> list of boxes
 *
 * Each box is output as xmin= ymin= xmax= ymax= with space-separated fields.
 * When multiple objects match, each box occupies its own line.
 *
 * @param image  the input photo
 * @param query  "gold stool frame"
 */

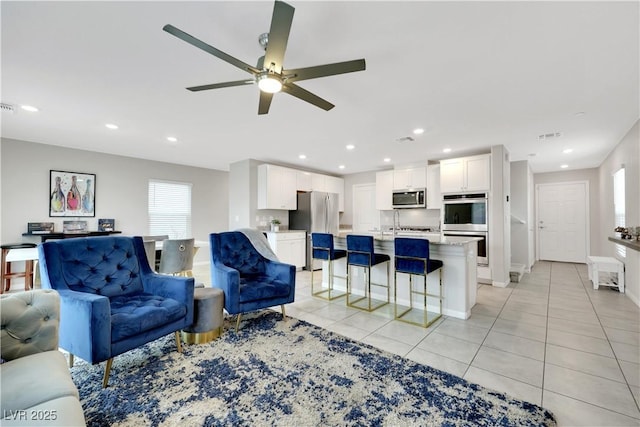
xmin=346 ymin=250 xmax=390 ymax=312
xmin=311 ymin=246 xmax=346 ymax=300
xmin=394 ymin=254 xmax=443 ymax=328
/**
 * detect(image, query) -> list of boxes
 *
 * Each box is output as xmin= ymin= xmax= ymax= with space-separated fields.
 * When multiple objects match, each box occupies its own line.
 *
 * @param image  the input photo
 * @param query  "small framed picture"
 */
xmin=49 ymin=170 xmax=96 ymax=217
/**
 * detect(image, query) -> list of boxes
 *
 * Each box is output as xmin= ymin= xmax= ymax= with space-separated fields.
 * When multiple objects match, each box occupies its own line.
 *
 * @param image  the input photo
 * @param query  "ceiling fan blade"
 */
xmin=187 ymin=80 xmax=254 ymax=92
xmin=263 ymin=1 xmax=295 ymax=73
xmin=281 ymin=83 xmax=334 ymax=111
xmin=258 ymin=91 xmax=274 ymax=115
xmin=163 ymin=24 xmax=259 ymax=75
xmin=284 ymin=59 xmax=366 ymax=83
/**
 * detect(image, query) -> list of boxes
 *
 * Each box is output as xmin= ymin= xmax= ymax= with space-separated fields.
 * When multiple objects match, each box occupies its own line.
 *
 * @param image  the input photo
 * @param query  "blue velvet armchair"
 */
xmin=209 ymin=231 xmax=295 ymax=331
xmin=38 ymin=236 xmax=194 ymax=387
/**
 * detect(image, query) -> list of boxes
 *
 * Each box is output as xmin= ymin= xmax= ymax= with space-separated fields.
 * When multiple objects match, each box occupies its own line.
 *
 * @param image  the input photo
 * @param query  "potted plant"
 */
xmin=270 ymin=219 xmax=281 ymax=232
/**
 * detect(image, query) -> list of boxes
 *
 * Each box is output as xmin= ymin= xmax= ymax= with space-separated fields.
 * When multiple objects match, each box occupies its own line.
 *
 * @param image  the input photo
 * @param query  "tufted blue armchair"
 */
xmin=209 ymin=231 xmax=295 ymax=331
xmin=38 ymin=236 xmax=194 ymax=387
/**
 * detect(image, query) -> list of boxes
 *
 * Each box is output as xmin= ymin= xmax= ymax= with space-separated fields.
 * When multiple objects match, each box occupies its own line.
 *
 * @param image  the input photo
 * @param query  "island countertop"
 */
xmin=329 ymin=232 xmax=478 ymax=319
xmin=336 ymin=231 xmax=481 ymax=246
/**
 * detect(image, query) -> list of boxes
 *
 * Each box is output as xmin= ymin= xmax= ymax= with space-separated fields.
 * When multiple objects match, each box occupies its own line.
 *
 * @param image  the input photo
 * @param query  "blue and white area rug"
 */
xmin=71 ymin=312 xmax=556 ymax=426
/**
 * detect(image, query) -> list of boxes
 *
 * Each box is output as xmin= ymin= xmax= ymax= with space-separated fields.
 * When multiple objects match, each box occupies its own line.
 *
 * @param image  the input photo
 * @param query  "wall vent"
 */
xmin=0 ymin=103 xmax=15 ymax=113
xmin=538 ymin=132 xmax=562 ymax=141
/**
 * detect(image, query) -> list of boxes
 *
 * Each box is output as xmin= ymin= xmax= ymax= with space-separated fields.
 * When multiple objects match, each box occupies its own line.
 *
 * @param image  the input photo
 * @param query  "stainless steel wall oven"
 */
xmin=442 ymin=193 xmax=488 ymax=265
xmin=442 ymin=193 xmax=488 ymax=232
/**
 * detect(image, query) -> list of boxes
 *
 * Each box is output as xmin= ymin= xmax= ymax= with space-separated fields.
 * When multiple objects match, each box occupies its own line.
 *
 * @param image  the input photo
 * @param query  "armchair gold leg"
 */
xmin=175 ymin=331 xmax=183 ymax=353
xmin=68 ymin=353 xmax=74 ymax=368
xmin=235 ymin=313 xmax=242 ymax=332
xmin=281 ymin=304 xmax=286 ymax=319
xmin=102 ymin=358 xmax=113 ymax=388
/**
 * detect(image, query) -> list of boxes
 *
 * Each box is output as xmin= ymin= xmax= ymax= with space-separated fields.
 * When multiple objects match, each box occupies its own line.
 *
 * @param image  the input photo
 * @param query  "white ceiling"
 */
xmin=1 ymin=1 xmax=638 ymax=175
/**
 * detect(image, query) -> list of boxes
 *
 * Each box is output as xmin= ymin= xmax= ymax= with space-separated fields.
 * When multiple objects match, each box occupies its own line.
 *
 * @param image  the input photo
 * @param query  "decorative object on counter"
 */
xmin=63 ymin=220 xmax=88 ymax=233
xmin=27 ymin=221 xmax=54 ymax=234
xmin=49 ymin=170 xmax=95 ymax=217
xmin=270 ymin=218 xmax=281 ymax=232
xmin=98 ymin=218 xmax=115 ymax=232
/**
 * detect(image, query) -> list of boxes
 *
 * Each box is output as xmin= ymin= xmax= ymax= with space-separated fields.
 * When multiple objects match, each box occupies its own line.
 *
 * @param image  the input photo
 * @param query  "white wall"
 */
xmin=597 ymin=120 xmax=640 ymax=306
xmin=511 ymin=160 xmax=534 ymax=271
xmin=1 ymin=138 xmax=229 ymax=264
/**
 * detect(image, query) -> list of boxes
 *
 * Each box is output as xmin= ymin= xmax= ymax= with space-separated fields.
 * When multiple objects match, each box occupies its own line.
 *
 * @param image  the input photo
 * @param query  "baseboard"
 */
xmin=492 ymin=280 xmax=509 ymax=288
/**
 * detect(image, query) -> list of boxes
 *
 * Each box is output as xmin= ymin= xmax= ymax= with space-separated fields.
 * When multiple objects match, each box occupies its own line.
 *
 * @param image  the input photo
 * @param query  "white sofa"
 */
xmin=0 ymin=290 xmax=85 ymax=426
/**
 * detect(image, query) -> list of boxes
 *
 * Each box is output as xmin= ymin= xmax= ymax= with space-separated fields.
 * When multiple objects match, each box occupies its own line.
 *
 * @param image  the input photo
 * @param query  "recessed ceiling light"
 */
xmin=443 ymin=148 xmax=452 ymax=153
xmin=574 ymin=112 xmax=586 ymax=117
xmin=167 ymin=136 xmax=178 ymax=143
xmin=21 ymin=105 xmax=39 ymax=112
xmin=338 ymin=165 xmax=345 ymax=169
xmin=299 ymin=154 xmax=306 ymax=160
xmin=346 ymin=144 xmax=355 ymax=150
xmin=413 ymin=128 xmax=424 ymax=135
xmin=560 ymin=164 xmax=569 ymax=169
xmin=562 ymin=148 xmax=573 ymax=154
xmin=383 ymin=158 xmax=391 ymax=163
xmin=528 ymin=153 xmax=537 ymax=157
xmin=105 ymin=123 xmax=118 ymax=130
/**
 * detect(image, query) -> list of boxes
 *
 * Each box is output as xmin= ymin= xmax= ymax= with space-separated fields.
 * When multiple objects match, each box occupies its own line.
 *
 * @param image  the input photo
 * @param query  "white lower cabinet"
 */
xmin=266 ymin=231 xmax=306 ymax=270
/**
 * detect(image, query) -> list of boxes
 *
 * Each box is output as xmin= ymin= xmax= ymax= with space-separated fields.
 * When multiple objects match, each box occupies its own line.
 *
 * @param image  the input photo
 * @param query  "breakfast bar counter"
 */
xmin=326 ymin=233 xmax=479 ymax=319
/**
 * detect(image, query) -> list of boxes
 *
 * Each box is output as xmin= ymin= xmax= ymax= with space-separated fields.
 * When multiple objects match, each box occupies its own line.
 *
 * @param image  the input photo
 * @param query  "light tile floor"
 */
xmin=161 ymin=261 xmax=640 ymax=425
xmin=16 ymin=260 xmax=639 ymax=425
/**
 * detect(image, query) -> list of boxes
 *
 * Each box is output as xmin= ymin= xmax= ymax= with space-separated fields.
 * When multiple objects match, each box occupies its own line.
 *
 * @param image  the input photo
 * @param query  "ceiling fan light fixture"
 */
xmin=257 ymin=73 xmax=282 ymax=93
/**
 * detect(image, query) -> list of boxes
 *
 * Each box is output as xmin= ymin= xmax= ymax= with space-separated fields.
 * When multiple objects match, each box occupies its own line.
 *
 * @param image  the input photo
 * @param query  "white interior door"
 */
xmin=536 ymin=182 xmax=588 ymax=263
xmin=353 ymin=184 xmax=379 ymax=232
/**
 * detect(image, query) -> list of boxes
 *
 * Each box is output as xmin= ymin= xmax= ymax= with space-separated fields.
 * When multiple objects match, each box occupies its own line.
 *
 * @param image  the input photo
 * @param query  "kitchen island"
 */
xmin=323 ymin=233 xmax=479 ymax=320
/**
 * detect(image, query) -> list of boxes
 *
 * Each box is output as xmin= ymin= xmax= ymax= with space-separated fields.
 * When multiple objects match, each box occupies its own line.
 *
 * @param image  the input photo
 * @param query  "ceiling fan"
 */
xmin=163 ymin=0 xmax=366 ymax=115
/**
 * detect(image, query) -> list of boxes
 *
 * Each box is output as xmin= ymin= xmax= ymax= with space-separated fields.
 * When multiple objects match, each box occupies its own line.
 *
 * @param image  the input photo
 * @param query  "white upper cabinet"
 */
xmin=325 ymin=175 xmax=345 ymax=212
xmin=375 ymin=170 xmax=394 ymax=210
xmin=440 ymin=154 xmax=491 ymax=193
xmin=393 ymin=167 xmax=426 ymax=189
xmin=426 ymin=164 xmax=442 ymax=209
xmin=264 ymin=164 xmax=344 ymax=211
xmin=257 ymin=164 xmax=297 ymax=210
xmin=296 ymin=171 xmax=312 ymax=191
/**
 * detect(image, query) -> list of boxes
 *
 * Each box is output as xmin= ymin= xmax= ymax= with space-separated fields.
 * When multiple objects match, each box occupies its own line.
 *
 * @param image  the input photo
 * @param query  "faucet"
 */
xmin=393 ymin=210 xmax=400 ymax=236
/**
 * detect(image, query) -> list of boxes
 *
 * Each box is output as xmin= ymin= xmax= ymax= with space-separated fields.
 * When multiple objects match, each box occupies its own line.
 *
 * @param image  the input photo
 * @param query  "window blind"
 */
xmin=148 ymin=179 xmax=192 ymax=239
xmin=613 ymin=168 xmax=626 ymax=258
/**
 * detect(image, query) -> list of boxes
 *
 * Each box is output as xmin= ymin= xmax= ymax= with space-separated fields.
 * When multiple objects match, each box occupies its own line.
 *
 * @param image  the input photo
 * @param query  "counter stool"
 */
xmin=1 ymin=243 xmax=38 ymax=294
xmin=181 ymin=287 xmax=224 ymax=344
xmin=346 ymin=235 xmax=390 ymax=311
xmin=311 ymin=233 xmax=346 ymax=300
xmin=394 ymin=238 xmax=443 ymax=327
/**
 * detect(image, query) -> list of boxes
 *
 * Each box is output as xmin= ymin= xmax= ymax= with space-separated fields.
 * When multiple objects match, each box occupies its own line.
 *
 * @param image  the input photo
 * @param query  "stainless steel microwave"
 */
xmin=392 ymin=188 xmax=426 ymax=209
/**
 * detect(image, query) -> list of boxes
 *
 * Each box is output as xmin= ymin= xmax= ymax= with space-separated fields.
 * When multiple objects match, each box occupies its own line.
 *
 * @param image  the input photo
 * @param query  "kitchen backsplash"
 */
xmin=380 ymin=209 xmax=441 ymax=230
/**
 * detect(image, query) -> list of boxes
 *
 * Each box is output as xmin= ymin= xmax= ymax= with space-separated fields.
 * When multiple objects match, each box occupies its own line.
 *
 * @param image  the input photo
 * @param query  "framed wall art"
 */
xmin=49 ymin=170 xmax=96 ymax=217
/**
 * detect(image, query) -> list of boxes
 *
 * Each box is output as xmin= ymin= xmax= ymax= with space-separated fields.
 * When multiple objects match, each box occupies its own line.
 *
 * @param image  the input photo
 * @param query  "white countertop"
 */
xmin=265 ymin=229 xmax=307 ymax=234
xmin=335 ymin=232 xmax=480 ymax=246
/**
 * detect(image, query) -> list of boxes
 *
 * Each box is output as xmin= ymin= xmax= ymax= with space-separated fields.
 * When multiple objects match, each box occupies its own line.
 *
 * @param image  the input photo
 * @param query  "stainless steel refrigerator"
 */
xmin=289 ymin=191 xmax=339 ymax=270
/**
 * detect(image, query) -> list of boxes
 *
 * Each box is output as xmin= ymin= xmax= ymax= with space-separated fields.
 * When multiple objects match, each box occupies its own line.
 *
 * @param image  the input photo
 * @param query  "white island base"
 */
xmin=319 ymin=235 xmax=478 ymax=320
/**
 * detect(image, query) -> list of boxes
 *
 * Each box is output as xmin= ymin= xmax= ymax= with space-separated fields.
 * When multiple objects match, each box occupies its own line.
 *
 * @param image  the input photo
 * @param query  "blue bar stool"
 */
xmin=346 ymin=235 xmax=390 ymax=311
xmin=394 ymin=238 xmax=443 ymax=327
xmin=311 ymin=233 xmax=346 ymax=300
